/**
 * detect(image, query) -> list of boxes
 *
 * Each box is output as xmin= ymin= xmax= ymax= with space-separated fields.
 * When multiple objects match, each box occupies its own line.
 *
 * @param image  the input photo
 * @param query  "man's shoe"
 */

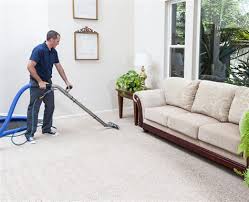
xmin=42 ymin=128 xmax=58 ymax=136
xmin=26 ymin=136 xmax=36 ymax=144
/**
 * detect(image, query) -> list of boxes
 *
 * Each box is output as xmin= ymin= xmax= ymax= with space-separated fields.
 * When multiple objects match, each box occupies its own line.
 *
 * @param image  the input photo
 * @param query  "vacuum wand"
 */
xmin=45 ymin=84 xmax=119 ymax=130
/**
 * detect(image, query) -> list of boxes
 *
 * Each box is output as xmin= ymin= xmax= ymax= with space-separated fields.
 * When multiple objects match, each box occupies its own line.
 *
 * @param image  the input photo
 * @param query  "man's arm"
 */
xmin=27 ymin=60 xmax=48 ymax=89
xmin=55 ymin=63 xmax=72 ymax=88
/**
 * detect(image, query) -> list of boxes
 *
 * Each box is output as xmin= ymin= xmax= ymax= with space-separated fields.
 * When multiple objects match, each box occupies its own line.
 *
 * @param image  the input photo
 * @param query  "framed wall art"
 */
xmin=74 ymin=26 xmax=99 ymax=60
xmin=73 ymin=0 xmax=98 ymax=20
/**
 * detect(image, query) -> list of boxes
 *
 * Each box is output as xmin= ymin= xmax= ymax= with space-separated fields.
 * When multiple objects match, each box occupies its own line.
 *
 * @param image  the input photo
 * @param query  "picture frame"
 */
xmin=74 ymin=26 xmax=99 ymax=60
xmin=73 ymin=0 xmax=98 ymax=20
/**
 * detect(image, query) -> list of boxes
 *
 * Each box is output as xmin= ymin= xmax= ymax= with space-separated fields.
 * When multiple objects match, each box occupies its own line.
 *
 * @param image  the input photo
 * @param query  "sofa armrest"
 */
xmin=133 ymin=89 xmax=166 ymax=126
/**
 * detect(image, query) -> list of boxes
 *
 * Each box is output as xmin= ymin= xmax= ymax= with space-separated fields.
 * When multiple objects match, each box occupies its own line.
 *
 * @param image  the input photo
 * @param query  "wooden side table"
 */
xmin=116 ymin=89 xmax=138 ymax=125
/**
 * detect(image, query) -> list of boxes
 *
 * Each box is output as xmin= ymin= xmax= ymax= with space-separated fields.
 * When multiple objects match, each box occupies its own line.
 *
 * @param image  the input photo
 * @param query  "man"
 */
xmin=26 ymin=30 xmax=72 ymax=144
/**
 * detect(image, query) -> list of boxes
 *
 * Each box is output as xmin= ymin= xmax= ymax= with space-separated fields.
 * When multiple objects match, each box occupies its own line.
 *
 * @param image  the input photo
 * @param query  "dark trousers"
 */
xmin=26 ymin=79 xmax=54 ymax=138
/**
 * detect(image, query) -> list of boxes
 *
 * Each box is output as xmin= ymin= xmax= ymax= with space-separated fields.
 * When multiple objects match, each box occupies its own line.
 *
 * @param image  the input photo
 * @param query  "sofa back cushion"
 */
xmin=229 ymin=87 xmax=249 ymax=124
xmin=191 ymin=80 xmax=237 ymax=122
xmin=163 ymin=77 xmax=200 ymax=111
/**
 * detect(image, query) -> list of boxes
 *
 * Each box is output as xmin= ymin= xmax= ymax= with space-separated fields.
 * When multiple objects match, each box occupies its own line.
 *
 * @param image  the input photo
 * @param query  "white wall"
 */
xmin=134 ymin=0 xmax=166 ymax=88
xmin=0 ymin=0 xmax=134 ymax=117
xmin=48 ymin=0 xmax=134 ymax=117
xmin=0 ymin=0 xmax=48 ymax=114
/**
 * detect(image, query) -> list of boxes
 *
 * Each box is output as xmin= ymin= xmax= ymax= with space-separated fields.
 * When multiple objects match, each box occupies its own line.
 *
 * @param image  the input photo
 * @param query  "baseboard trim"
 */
xmin=0 ymin=106 xmax=133 ymax=120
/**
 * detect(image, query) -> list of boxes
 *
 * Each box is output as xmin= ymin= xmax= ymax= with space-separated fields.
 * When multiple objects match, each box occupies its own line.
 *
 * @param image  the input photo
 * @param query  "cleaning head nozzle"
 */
xmin=106 ymin=122 xmax=120 ymax=130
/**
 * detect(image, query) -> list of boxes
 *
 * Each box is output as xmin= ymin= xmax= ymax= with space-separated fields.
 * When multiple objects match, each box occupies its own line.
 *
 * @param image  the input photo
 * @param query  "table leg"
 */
xmin=134 ymin=101 xmax=138 ymax=125
xmin=118 ymin=93 xmax=123 ymax=118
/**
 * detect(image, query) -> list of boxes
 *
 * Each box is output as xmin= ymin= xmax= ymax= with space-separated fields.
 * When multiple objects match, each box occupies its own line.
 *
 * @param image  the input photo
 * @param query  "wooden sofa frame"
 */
xmin=133 ymin=94 xmax=249 ymax=172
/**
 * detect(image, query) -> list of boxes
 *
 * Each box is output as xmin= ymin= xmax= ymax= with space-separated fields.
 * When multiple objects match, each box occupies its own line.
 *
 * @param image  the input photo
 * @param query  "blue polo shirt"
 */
xmin=29 ymin=42 xmax=59 ymax=81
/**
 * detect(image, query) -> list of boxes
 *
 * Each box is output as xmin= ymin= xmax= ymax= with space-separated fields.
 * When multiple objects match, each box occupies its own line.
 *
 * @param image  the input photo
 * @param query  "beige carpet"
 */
xmin=1 ymin=111 xmax=249 ymax=201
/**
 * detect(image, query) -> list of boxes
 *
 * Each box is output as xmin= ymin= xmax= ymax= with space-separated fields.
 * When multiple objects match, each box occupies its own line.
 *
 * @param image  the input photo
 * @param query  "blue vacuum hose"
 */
xmin=0 ymin=83 xmax=31 ymax=138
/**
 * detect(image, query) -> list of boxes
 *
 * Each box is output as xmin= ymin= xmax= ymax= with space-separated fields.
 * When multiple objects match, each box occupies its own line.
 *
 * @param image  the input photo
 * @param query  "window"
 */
xmin=199 ymin=0 xmax=249 ymax=86
xmin=171 ymin=2 xmax=185 ymax=46
xmin=166 ymin=1 xmax=186 ymax=78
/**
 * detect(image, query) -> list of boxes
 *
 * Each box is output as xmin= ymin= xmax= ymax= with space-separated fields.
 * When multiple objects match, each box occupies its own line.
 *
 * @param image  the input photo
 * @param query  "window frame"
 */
xmin=164 ymin=0 xmax=199 ymax=80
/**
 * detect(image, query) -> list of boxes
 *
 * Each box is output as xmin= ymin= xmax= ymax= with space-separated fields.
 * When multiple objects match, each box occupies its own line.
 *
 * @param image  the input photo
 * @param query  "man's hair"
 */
xmin=47 ymin=30 xmax=60 ymax=41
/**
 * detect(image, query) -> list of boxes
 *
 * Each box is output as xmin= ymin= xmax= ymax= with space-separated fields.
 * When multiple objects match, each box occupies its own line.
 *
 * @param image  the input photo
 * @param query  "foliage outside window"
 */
xmin=170 ymin=2 xmax=186 ymax=78
xmin=172 ymin=2 xmax=185 ymax=45
xmin=199 ymin=0 xmax=249 ymax=86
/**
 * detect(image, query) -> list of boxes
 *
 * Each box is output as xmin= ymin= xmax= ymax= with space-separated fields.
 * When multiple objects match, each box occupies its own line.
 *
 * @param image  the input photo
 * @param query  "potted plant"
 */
xmin=234 ymin=111 xmax=249 ymax=187
xmin=116 ymin=70 xmax=145 ymax=92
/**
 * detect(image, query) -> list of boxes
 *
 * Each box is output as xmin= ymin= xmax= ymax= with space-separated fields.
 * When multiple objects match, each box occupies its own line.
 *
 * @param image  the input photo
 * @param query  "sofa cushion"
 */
xmin=144 ymin=105 xmax=188 ymax=126
xmin=191 ymin=80 xmax=237 ymax=122
xmin=198 ymin=123 xmax=240 ymax=155
xmin=144 ymin=106 xmax=167 ymax=126
xmin=229 ymin=87 xmax=249 ymax=124
xmin=162 ymin=77 xmax=200 ymax=111
xmin=167 ymin=112 xmax=219 ymax=139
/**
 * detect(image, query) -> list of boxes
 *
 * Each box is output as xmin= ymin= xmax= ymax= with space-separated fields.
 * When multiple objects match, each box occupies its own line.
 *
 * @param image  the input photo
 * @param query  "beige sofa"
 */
xmin=133 ymin=77 xmax=249 ymax=171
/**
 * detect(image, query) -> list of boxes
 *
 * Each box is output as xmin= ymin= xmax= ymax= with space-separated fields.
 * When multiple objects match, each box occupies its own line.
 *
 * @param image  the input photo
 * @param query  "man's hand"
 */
xmin=38 ymin=81 xmax=49 ymax=89
xmin=65 ymin=81 xmax=73 ymax=90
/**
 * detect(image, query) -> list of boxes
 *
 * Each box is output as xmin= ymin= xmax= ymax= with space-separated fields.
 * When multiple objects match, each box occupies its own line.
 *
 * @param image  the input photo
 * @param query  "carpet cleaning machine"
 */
xmin=0 ymin=83 xmax=119 ymax=145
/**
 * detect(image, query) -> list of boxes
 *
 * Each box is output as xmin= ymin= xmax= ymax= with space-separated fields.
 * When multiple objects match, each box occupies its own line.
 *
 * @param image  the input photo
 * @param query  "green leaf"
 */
xmin=116 ymin=69 xmax=145 ymax=92
xmin=244 ymin=169 xmax=249 ymax=187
